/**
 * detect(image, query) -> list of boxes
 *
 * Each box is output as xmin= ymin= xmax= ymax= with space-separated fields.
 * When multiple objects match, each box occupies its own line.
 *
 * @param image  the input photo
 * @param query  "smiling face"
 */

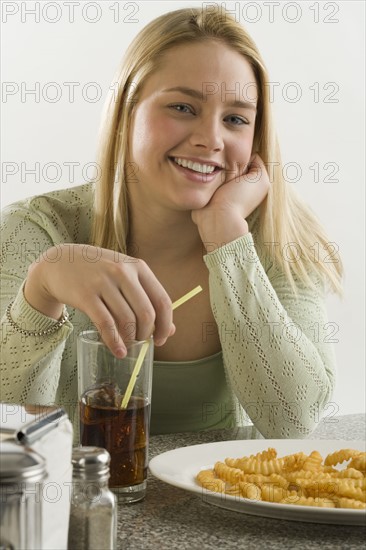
xmin=127 ymin=40 xmax=257 ymax=212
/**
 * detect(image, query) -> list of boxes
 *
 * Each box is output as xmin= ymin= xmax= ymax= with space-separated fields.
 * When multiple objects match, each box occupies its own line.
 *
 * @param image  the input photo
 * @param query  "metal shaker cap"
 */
xmin=71 ymin=447 xmax=111 ymax=480
xmin=0 ymin=441 xmax=47 ymax=484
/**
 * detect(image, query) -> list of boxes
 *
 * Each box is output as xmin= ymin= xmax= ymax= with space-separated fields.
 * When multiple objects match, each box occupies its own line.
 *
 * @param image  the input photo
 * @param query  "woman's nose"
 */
xmin=189 ymin=116 xmax=224 ymax=152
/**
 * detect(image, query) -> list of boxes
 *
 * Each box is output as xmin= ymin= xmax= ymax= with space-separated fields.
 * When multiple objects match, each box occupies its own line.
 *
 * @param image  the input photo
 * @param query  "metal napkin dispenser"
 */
xmin=0 ymin=403 xmax=73 ymax=550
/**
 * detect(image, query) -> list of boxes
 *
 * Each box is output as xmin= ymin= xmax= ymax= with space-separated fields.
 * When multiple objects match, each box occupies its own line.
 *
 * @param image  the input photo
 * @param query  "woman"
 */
xmin=0 ymin=7 xmax=342 ymax=438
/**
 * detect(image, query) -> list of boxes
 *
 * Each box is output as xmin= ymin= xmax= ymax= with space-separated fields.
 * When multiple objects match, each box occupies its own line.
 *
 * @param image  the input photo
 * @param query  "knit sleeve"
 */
xmin=1 ymin=284 xmax=73 ymax=405
xmin=203 ymin=232 xmax=336 ymax=439
xmin=0 ymin=198 xmax=74 ymax=405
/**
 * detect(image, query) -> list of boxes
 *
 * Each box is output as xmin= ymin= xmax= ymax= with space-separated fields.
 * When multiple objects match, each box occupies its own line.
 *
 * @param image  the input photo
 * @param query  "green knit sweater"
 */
xmin=0 ymin=183 xmax=336 ymax=438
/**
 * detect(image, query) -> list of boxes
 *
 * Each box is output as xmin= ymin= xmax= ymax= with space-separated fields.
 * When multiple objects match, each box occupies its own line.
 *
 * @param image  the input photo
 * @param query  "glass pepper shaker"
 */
xmin=67 ymin=447 xmax=117 ymax=550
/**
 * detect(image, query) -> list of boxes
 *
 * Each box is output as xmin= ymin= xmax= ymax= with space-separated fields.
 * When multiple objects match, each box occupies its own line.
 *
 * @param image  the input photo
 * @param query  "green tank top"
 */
xmin=150 ymin=351 xmax=235 ymax=434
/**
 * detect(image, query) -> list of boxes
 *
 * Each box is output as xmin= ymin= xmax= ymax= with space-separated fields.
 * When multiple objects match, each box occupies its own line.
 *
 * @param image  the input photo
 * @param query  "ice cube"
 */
xmin=84 ymin=382 xmax=120 ymax=408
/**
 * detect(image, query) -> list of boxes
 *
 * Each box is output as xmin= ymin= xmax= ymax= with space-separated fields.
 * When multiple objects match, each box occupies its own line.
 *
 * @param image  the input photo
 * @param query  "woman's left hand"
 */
xmin=191 ymin=154 xmax=270 ymax=250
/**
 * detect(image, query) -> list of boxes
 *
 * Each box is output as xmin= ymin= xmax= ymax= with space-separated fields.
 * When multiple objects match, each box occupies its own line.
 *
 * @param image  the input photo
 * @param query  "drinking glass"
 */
xmin=77 ymin=330 xmax=153 ymax=503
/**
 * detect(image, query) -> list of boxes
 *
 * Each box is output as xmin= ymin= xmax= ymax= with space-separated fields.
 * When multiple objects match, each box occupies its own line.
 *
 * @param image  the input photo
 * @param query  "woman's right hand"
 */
xmin=24 ymin=244 xmax=175 ymax=357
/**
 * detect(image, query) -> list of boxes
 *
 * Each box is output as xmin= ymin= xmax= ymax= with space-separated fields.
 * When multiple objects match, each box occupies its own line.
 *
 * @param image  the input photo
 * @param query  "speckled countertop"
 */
xmin=116 ymin=414 xmax=366 ymax=549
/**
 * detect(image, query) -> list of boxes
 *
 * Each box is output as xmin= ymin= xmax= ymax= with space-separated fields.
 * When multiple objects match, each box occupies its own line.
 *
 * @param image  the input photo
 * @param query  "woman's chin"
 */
xmin=174 ymin=199 xmax=211 ymax=213
xmin=171 ymin=190 xmax=215 ymax=212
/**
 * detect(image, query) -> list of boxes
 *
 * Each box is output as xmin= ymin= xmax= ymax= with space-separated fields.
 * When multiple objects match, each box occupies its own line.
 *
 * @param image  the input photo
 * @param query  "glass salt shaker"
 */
xmin=67 ymin=447 xmax=117 ymax=550
xmin=0 ymin=441 xmax=47 ymax=550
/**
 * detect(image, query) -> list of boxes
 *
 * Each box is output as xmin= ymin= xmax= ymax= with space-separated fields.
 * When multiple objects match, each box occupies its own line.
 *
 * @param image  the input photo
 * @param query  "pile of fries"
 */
xmin=196 ymin=447 xmax=366 ymax=509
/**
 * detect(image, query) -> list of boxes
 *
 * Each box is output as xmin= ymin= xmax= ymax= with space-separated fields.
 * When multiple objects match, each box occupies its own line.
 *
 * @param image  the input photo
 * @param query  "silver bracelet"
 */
xmin=6 ymin=300 xmax=69 ymax=337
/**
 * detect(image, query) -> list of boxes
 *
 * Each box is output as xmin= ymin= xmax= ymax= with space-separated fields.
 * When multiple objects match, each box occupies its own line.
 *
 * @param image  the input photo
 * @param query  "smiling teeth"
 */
xmin=174 ymin=157 xmax=216 ymax=174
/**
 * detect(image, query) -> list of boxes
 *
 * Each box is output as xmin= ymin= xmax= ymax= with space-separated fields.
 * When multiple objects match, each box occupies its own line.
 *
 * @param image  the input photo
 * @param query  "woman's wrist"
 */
xmin=24 ymin=261 xmax=64 ymax=321
xmin=193 ymin=209 xmax=249 ymax=252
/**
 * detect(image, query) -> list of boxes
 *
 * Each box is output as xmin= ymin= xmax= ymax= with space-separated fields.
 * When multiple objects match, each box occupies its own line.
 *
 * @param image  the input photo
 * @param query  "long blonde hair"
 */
xmin=91 ymin=6 xmax=343 ymax=294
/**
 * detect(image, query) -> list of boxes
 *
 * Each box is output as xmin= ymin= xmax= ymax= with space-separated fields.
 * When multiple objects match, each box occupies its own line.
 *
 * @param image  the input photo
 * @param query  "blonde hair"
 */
xmin=91 ymin=6 xmax=343 ymax=295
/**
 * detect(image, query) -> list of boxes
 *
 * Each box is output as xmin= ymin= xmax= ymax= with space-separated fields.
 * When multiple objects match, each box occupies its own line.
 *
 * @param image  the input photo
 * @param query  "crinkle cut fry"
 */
xmin=225 ymin=456 xmax=286 ymax=475
xmin=238 ymin=482 xmax=262 ymax=500
xmin=349 ymin=453 xmax=366 ymax=472
xmin=252 ymin=448 xmax=277 ymax=461
xmin=324 ymin=449 xmax=361 ymax=467
xmin=281 ymin=495 xmax=337 ymax=508
xmin=214 ymin=461 xmax=245 ymax=484
xmin=302 ymin=451 xmax=323 ymax=471
xmin=295 ymin=478 xmax=366 ymax=502
xmin=233 ymin=448 xmax=278 ymax=462
xmin=285 ymin=469 xmax=324 ymax=483
xmin=282 ymin=452 xmax=308 ymax=472
xmin=215 ymin=463 xmax=289 ymax=489
xmin=246 ymin=473 xmax=289 ymax=489
xmin=288 ymin=472 xmax=366 ymax=488
xmin=325 ymin=467 xmax=363 ymax=479
xmin=196 ymin=469 xmax=225 ymax=493
xmin=261 ymin=484 xmax=287 ymax=503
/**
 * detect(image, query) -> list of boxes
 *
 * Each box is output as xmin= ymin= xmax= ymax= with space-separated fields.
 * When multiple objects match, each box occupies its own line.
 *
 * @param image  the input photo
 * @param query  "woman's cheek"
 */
xmin=150 ymin=114 xmax=187 ymax=145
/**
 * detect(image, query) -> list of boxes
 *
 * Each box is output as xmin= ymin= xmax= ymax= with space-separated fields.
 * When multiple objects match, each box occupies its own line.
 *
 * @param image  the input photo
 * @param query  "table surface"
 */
xmin=116 ymin=414 xmax=366 ymax=549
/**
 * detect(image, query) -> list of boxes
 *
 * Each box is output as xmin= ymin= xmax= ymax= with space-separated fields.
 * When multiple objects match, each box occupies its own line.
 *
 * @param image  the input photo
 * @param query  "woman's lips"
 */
xmin=169 ymin=157 xmax=222 ymax=183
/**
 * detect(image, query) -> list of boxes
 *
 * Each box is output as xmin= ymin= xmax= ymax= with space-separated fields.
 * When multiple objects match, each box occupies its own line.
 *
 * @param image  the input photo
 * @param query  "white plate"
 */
xmin=149 ymin=439 xmax=366 ymax=525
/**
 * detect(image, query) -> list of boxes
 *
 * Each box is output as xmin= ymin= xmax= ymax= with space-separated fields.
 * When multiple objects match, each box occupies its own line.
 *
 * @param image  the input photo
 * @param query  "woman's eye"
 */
xmin=169 ymin=104 xmax=193 ymax=114
xmin=225 ymin=115 xmax=249 ymax=126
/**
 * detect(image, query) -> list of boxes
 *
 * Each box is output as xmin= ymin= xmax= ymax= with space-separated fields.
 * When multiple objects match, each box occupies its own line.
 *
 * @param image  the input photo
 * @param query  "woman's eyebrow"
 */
xmin=163 ymin=86 xmax=257 ymax=111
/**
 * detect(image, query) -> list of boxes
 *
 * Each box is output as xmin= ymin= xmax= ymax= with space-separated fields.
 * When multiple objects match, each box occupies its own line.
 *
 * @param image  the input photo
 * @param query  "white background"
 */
xmin=1 ymin=1 xmax=365 ymax=415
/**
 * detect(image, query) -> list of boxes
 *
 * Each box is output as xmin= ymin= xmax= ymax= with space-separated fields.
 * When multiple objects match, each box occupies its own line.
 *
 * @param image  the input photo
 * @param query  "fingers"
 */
xmin=246 ymin=152 xmax=258 ymax=172
xmin=113 ymin=259 xmax=174 ymax=344
xmin=230 ymin=153 xmax=263 ymax=181
xmin=100 ymin=284 xmax=138 ymax=342
xmin=87 ymin=299 xmax=128 ymax=359
xmin=246 ymin=154 xmax=270 ymax=192
xmin=246 ymin=153 xmax=263 ymax=175
xmin=87 ymin=259 xmax=174 ymax=356
xmin=137 ymin=261 xmax=174 ymax=345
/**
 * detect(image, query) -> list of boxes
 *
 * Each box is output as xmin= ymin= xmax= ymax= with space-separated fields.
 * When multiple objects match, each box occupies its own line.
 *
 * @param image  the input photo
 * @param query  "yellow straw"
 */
xmin=120 ymin=340 xmax=150 ymax=409
xmin=120 ymin=285 xmax=202 ymax=409
xmin=172 ymin=285 xmax=203 ymax=311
